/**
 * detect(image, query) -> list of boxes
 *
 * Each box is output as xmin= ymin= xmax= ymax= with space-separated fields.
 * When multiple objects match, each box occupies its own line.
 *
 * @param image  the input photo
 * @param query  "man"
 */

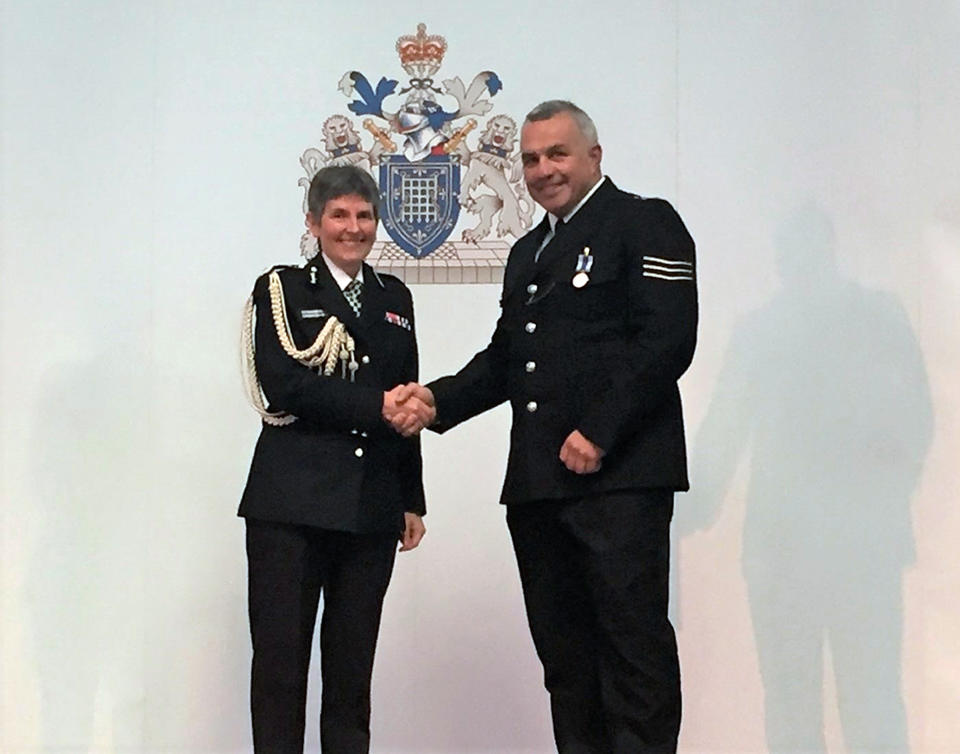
xmin=239 ymin=165 xmax=434 ymax=753
xmin=402 ymin=100 xmax=697 ymax=752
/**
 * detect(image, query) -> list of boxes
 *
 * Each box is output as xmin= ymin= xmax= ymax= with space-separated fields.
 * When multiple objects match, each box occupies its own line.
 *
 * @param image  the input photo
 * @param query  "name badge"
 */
xmin=299 ymin=308 xmax=327 ymax=319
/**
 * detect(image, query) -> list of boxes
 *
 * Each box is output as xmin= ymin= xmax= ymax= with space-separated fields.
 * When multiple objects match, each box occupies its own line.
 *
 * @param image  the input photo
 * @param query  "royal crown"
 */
xmin=396 ymin=23 xmax=447 ymax=80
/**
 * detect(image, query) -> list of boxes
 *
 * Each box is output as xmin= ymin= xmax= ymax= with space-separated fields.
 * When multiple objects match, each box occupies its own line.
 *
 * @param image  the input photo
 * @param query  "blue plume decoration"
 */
xmin=422 ymin=100 xmax=457 ymax=130
xmin=346 ymin=73 xmax=398 ymax=117
xmin=484 ymin=72 xmax=503 ymax=96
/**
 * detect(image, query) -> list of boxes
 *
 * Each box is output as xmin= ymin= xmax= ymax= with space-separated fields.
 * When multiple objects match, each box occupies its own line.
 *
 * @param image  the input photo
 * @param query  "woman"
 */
xmin=239 ymin=165 xmax=431 ymax=753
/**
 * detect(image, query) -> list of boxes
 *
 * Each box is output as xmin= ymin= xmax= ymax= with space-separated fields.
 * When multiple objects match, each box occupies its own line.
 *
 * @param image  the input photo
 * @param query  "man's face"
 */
xmin=520 ymin=112 xmax=602 ymax=218
xmin=307 ymin=194 xmax=377 ymax=276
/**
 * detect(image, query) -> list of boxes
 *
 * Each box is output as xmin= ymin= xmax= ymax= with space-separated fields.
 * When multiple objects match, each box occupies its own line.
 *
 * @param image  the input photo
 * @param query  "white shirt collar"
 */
xmin=547 ymin=175 xmax=606 ymax=231
xmin=320 ymin=252 xmax=364 ymax=291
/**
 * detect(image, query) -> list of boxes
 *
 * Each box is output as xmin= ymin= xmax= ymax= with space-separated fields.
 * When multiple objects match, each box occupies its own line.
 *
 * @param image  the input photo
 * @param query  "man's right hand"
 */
xmin=382 ymin=383 xmax=436 ymax=436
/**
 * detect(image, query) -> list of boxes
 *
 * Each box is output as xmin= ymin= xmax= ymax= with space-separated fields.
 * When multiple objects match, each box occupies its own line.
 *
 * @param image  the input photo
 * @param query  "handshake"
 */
xmin=381 ymin=383 xmax=436 ymax=437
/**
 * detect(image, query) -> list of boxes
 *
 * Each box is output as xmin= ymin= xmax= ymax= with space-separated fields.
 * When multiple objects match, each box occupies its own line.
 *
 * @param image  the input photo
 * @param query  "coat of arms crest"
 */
xmin=299 ymin=23 xmax=533 ymax=283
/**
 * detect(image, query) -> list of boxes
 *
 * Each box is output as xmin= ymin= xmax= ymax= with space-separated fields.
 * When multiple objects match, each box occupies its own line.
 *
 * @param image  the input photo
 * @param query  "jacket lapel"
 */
xmin=357 ymin=262 xmax=388 ymax=338
xmin=533 ymin=178 xmax=616 ymax=282
xmin=503 ymin=216 xmax=550 ymax=300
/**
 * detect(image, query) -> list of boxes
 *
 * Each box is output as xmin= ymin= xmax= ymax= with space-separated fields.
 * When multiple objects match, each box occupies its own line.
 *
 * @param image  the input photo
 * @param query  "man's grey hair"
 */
xmin=524 ymin=100 xmax=599 ymax=146
xmin=307 ymin=165 xmax=381 ymax=221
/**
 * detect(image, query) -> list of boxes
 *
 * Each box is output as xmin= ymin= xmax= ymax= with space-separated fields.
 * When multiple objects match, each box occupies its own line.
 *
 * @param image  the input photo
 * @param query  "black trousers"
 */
xmin=506 ymin=489 xmax=680 ymax=754
xmin=245 ymin=519 xmax=397 ymax=754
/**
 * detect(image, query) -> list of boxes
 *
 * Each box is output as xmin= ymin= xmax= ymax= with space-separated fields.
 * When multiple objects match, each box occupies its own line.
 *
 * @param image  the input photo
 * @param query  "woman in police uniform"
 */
xmin=239 ymin=165 xmax=427 ymax=754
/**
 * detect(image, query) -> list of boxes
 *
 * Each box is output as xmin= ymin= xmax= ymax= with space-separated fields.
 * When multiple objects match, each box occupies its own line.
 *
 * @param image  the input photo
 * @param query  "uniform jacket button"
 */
xmin=361 ymin=355 xmax=370 ymax=364
xmin=525 ymin=322 xmax=537 ymax=333
xmin=525 ymin=361 xmax=536 ymax=373
xmin=355 ymin=447 xmax=364 ymax=457
xmin=526 ymin=283 xmax=538 ymax=295
xmin=526 ymin=401 xmax=538 ymax=413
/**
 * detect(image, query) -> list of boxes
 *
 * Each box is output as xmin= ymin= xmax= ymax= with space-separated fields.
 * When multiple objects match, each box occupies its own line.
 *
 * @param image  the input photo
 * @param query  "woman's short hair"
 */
xmin=307 ymin=165 xmax=381 ymax=221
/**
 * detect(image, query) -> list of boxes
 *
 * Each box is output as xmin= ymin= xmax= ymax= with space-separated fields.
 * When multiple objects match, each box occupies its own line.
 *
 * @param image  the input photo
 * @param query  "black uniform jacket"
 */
xmin=428 ymin=178 xmax=697 ymax=504
xmin=239 ymin=259 xmax=426 ymax=533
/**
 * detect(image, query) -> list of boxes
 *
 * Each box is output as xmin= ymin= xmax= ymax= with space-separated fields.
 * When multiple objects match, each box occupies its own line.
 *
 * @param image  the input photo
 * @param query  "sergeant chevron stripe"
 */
xmin=642 ymin=256 xmax=694 ymax=281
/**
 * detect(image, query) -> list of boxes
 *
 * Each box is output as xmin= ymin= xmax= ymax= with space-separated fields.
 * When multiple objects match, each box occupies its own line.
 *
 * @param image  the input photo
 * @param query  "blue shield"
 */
xmin=379 ymin=154 xmax=460 ymax=258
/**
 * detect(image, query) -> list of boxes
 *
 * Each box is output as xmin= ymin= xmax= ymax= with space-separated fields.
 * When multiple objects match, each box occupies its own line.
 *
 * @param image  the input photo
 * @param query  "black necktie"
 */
xmin=535 ymin=218 xmax=564 ymax=264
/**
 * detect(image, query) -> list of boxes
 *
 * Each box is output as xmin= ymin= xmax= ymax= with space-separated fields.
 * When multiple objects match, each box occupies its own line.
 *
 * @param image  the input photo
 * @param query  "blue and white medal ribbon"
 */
xmin=572 ymin=246 xmax=593 ymax=288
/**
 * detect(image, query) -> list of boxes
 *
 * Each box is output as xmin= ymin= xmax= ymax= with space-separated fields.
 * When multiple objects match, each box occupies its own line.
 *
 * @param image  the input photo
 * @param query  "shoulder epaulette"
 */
xmin=257 ymin=263 xmax=296 ymax=278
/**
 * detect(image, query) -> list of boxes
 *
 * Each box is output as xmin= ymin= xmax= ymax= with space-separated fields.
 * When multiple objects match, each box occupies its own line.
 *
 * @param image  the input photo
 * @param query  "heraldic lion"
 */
xmin=299 ymin=115 xmax=381 ymax=213
xmin=320 ymin=115 xmax=371 ymax=171
xmin=460 ymin=115 xmax=533 ymax=243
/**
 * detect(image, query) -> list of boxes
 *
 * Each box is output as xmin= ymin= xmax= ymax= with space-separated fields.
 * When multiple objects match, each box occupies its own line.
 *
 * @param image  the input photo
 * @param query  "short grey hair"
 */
xmin=524 ymin=100 xmax=599 ymax=146
xmin=307 ymin=165 xmax=381 ymax=221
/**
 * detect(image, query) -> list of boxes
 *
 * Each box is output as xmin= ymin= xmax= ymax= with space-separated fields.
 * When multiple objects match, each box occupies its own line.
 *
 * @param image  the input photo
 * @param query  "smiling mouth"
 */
xmin=537 ymin=183 xmax=565 ymax=194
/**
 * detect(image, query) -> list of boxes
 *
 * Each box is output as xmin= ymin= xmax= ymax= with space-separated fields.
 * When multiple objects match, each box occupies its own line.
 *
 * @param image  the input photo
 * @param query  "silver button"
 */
xmin=361 ymin=355 xmax=370 ymax=364
xmin=525 ymin=322 xmax=537 ymax=333
xmin=360 ymin=431 xmax=368 ymax=438
xmin=525 ymin=361 xmax=536 ymax=373
xmin=350 ymin=429 xmax=358 ymax=435
xmin=354 ymin=447 xmax=364 ymax=457
xmin=526 ymin=283 xmax=538 ymax=295
xmin=526 ymin=401 xmax=538 ymax=413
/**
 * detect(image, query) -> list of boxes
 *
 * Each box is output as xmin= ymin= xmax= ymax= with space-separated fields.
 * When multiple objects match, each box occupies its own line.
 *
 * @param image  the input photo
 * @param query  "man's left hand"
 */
xmin=559 ymin=430 xmax=605 ymax=474
xmin=399 ymin=512 xmax=426 ymax=552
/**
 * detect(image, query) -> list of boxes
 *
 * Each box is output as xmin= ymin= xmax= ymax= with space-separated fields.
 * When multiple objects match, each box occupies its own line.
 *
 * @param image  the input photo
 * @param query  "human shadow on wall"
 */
xmin=679 ymin=205 xmax=932 ymax=752
xmin=27 ymin=337 xmax=151 ymax=750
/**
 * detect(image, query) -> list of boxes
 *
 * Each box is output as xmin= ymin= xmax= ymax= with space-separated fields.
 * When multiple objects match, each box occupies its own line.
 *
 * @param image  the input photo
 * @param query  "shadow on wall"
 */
xmin=680 ymin=204 xmax=933 ymax=753
xmin=26 ymin=337 xmax=153 ymax=750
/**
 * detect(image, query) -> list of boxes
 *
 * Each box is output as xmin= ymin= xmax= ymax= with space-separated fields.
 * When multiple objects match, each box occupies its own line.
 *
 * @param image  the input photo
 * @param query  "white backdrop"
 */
xmin=2 ymin=1 xmax=958 ymax=752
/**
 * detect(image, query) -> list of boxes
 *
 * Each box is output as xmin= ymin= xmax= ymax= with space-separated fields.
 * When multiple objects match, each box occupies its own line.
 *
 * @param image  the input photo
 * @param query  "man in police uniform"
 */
xmin=402 ymin=101 xmax=697 ymax=752
xmin=239 ymin=165 xmax=433 ymax=753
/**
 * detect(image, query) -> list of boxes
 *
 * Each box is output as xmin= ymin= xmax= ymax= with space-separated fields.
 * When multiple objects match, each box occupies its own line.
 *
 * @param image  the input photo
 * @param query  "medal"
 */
xmin=572 ymin=246 xmax=593 ymax=288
